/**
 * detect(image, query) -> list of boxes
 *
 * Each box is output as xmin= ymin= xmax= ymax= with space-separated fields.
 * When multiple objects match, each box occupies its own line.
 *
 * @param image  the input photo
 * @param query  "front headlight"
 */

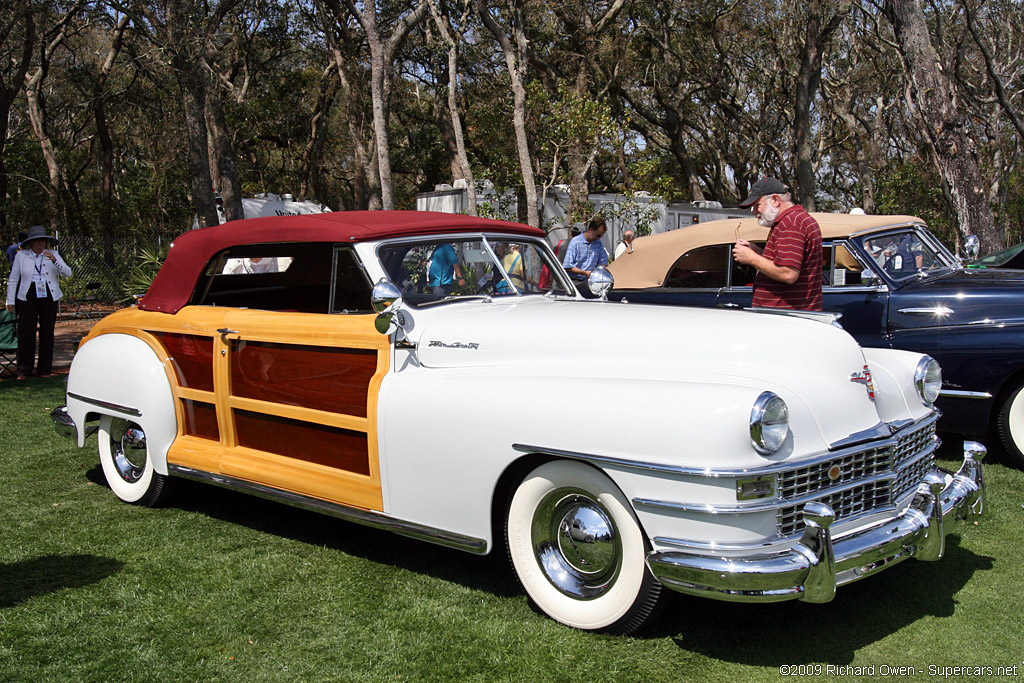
xmin=915 ymin=356 xmax=942 ymax=405
xmin=750 ymin=391 xmax=789 ymax=455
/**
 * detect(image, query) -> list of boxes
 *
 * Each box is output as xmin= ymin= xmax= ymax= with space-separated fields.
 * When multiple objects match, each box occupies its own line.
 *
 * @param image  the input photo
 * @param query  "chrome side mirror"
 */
xmin=588 ymin=266 xmax=614 ymax=300
xmin=371 ymin=279 xmax=406 ymax=334
xmin=860 ymin=268 xmax=882 ymax=287
xmin=963 ymin=234 xmax=980 ymax=261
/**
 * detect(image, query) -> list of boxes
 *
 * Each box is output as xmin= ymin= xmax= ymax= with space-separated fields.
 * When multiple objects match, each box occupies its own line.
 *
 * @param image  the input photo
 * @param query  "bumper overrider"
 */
xmin=646 ymin=442 xmax=985 ymax=603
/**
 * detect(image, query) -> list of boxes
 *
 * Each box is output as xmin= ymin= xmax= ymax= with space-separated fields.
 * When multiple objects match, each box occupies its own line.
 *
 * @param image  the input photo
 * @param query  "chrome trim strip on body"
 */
xmin=512 ymin=412 xmax=939 ymax=480
xmin=939 ymin=389 xmax=993 ymax=400
xmin=67 ymin=392 xmax=143 ymax=417
xmin=167 ymin=465 xmax=488 ymax=555
xmin=897 ymin=307 xmax=955 ymax=316
xmin=827 ymin=422 xmax=892 ymax=450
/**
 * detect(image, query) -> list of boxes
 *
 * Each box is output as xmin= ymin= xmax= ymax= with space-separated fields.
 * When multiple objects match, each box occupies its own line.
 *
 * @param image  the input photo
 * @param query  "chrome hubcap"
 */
xmin=109 ymin=418 xmax=147 ymax=484
xmin=531 ymin=490 xmax=621 ymax=599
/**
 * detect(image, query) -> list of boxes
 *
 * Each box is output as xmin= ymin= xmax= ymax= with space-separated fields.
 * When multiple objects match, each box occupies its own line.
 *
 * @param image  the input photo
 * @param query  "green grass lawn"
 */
xmin=2 ymin=377 xmax=1023 ymax=681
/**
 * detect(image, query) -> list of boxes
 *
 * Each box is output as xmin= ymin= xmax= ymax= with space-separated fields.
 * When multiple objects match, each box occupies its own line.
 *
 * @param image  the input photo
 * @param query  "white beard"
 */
xmin=758 ymin=203 xmax=781 ymax=227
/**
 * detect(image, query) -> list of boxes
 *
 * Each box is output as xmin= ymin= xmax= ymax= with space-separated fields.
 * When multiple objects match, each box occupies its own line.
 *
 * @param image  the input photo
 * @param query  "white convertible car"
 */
xmin=53 ymin=211 xmax=985 ymax=634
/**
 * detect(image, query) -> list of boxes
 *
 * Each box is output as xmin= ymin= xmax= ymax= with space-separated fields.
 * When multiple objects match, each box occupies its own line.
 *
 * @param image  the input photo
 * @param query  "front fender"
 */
xmin=66 ymin=332 xmax=177 ymax=476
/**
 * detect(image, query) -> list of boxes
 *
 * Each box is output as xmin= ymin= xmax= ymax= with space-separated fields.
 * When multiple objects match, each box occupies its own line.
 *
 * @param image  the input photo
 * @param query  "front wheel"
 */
xmin=505 ymin=460 xmax=668 ymax=634
xmin=98 ymin=415 xmax=169 ymax=506
xmin=997 ymin=383 xmax=1024 ymax=469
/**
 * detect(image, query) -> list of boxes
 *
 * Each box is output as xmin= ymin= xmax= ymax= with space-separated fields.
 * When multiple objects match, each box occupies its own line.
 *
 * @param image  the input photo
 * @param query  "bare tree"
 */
xmin=791 ymin=0 xmax=852 ymax=209
xmin=476 ymin=0 xmax=539 ymax=227
xmin=427 ymin=0 xmax=476 ymax=215
xmin=321 ymin=0 xmax=430 ymax=211
xmin=0 ymin=5 xmax=36 ymax=232
xmin=881 ymin=0 xmax=1000 ymax=251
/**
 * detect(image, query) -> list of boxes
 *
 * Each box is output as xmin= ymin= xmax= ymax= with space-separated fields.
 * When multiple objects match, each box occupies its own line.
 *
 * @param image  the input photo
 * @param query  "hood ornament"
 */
xmin=850 ymin=365 xmax=876 ymax=401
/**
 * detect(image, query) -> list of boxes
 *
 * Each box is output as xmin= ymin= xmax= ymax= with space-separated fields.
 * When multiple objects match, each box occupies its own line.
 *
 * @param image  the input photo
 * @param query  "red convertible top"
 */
xmin=140 ymin=211 xmax=543 ymax=313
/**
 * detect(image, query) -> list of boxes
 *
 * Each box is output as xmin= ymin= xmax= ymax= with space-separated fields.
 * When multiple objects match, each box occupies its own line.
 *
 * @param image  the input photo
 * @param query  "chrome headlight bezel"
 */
xmin=914 ymin=356 xmax=942 ymax=405
xmin=750 ymin=391 xmax=789 ymax=455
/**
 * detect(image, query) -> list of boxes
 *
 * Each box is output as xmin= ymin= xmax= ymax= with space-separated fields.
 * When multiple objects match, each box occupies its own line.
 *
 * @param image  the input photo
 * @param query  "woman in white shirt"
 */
xmin=5 ymin=225 xmax=72 ymax=378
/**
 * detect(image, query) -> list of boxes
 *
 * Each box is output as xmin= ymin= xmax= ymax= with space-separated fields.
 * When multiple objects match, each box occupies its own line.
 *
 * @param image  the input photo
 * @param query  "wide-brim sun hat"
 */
xmin=21 ymin=225 xmax=56 ymax=245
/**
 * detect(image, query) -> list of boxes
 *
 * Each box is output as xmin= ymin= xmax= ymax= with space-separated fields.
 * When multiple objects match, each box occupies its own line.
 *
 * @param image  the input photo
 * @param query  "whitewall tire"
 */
xmin=998 ymin=383 xmax=1024 ymax=469
xmin=505 ymin=460 xmax=667 ymax=634
xmin=98 ymin=415 xmax=169 ymax=506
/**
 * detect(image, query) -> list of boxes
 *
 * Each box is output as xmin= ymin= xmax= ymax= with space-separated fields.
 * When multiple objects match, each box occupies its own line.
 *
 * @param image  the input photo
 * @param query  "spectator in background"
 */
xmin=563 ymin=216 xmax=609 ymax=298
xmin=614 ymin=229 xmax=635 ymax=259
xmin=732 ymin=177 xmax=822 ymax=311
xmin=5 ymin=231 xmax=27 ymax=265
xmin=428 ymin=242 xmax=465 ymax=297
xmin=6 ymin=225 xmax=72 ymax=378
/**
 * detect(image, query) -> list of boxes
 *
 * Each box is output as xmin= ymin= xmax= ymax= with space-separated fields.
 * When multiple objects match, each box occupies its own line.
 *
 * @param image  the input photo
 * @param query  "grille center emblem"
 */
xmin=827 ymin=464 xmax=842 ymax=481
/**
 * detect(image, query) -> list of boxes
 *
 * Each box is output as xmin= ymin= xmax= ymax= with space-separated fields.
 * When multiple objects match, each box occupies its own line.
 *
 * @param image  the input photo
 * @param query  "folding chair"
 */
xmin=0 ymin=309 xmax=17 ymax=377
xmin=78 ymin=282 xmax=102 ymax=318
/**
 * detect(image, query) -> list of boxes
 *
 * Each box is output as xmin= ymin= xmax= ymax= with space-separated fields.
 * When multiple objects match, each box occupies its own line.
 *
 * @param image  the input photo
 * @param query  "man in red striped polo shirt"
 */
xmin=732 ymin=177 xmax=823 ymax=311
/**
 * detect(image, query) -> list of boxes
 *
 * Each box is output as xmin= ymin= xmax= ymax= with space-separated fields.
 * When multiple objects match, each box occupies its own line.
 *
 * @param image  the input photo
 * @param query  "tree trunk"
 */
xmin=477 ymin=0 xmax=539 ymax=228
xmin=0 ymin=7 xmax=35 ymax=233
xmin=179 ymin=70 xmax=220 ymax=229
xmin=882 ymin=0 xmax=1000 ymax=251
xmin=93 ymin=14 xmax=129 ymax=267
xmin=205 ymin=78 xmax=244 ymax=222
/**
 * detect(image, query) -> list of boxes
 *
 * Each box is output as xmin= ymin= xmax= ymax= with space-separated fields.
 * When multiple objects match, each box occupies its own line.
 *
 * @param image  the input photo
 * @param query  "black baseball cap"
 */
xmin=738 ymin=177 xmax=790 ymax=207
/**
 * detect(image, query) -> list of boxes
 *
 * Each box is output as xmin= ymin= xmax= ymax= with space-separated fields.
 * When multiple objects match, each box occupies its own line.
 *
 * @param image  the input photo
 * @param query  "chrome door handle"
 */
xmin=217 ymin=328 xmax=239 ymax=335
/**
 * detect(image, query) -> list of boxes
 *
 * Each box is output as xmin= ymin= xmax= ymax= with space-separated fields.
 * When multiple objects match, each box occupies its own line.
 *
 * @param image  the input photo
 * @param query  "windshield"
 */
xmin=377 ymin=236 xmax=575 ymax=307
xmin=976 ymin=243 xmax=1024 ymax=267
xmin=856 ymin=228 xmax=957 ymax=282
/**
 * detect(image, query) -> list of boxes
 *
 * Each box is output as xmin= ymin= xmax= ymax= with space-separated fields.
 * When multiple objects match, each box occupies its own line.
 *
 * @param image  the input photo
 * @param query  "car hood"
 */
xmin=408 ymin=298 xmax=897 ymax=447
xmin=890 ymin=267 xmax=1024 ymax=328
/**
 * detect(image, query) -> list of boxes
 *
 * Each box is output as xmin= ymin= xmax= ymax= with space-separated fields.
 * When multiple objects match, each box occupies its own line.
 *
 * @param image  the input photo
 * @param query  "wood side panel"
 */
xmin=151 ymin=332 xmax=214 ymax=391
xmin=230 ymin=341 xmax=376 ymax=417
xmin=233 ymin=409 xmax=371 ymax=476
xmin=229 ymin=396 xmax=368 ymax=433
xmin=165 ymin=435 xmax=222 ymax=473
xmin=219 ymin=448 xmax=383 ymax=510
xmin=181 ymin=399 xmax=219 ymax=440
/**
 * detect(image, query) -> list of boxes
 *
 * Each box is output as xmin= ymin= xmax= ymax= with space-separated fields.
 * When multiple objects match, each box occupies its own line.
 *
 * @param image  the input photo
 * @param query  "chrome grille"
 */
xmin=777 ymin=420 xmax=937 ymax=536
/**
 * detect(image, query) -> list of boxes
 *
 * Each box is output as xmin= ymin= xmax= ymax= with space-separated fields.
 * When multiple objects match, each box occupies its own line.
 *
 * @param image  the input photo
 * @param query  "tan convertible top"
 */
xmin=607 ymin=212 xmax=924 ymax=289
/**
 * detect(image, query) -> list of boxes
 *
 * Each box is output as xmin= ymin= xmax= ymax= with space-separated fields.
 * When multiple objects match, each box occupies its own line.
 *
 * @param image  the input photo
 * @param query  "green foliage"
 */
xmin=120 ymin=245 xmax=169 ymax=304
xmin=602 ymin=193 xmax=663 ymax=238
xmin=875 ymin=161 xmax=956 ymax=249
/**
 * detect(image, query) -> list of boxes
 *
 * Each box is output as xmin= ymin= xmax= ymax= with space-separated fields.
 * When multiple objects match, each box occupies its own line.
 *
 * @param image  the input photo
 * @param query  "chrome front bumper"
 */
xmin=646 ymin=442 xmax=985 ymax=603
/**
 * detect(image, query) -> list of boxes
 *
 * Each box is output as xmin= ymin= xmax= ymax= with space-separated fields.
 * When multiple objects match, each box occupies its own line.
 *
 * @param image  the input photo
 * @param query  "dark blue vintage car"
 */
xmin=607 ymin=212 xmax=1024 ymax=467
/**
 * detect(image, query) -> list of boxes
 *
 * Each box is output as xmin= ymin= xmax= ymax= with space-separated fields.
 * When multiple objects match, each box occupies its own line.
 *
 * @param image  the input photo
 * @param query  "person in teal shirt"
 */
xmin=428 ymin=243 xmax=465 ymax=297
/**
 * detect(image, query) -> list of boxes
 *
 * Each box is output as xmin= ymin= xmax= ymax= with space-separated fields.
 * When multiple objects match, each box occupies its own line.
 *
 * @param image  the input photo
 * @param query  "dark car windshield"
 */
xmin=976 ymin=243 xmax=1024 ymax=267
xmin=856 ymin=228 xmax=957 ymax=282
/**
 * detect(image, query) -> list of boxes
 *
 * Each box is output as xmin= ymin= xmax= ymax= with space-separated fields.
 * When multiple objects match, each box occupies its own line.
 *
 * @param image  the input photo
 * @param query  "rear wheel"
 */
xmin=997 ymin=383 xmax=1024 ymax=469
xmin=98 ymin=415 xmax=169 ymax=506
xmin=505 ymin=460 xmax=668 ymax=634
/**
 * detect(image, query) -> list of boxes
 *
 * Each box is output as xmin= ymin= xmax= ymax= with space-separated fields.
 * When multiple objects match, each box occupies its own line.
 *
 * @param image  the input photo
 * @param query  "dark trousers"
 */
xmin=15 ymin=286 xmax=57 ymax=376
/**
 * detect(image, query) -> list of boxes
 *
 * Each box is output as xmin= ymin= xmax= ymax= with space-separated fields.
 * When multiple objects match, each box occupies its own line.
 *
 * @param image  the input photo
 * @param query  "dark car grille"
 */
xmin=777 ymin=421 xmax=937 ymax=537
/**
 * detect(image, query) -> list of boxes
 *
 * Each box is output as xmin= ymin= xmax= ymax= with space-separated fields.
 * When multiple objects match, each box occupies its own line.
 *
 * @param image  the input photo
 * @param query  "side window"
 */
xmin=827 ymin=242 xmax=866 ymax=287
xmin=664 ymin=245 xmax=729 ymax=288
xmin=331 ymin=247 xmax=373 ymax=313
xmin=193 ymin=243 xmax=334 ymax=313
xmin=729 ymin=242 xmax=765 ymax=287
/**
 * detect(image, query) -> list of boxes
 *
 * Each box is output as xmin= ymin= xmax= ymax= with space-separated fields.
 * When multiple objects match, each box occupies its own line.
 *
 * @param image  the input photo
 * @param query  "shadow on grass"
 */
xmin=0 ymin=554 xmax=125 ymax=608
xmin=645 ymin=534 xmax=993 ymax=663
xmin=148 ymin=475 xmax=520 ymax=598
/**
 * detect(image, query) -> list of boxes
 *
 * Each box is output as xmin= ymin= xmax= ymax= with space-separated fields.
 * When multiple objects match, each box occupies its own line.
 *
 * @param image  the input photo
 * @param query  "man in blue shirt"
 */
xmin=563 ymin=216 xmax=608 ymax=298
xmin=428 ymin=243 xmax=465 ymax=297
xmin=5 ymin=231 xmax=27 ymax=266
